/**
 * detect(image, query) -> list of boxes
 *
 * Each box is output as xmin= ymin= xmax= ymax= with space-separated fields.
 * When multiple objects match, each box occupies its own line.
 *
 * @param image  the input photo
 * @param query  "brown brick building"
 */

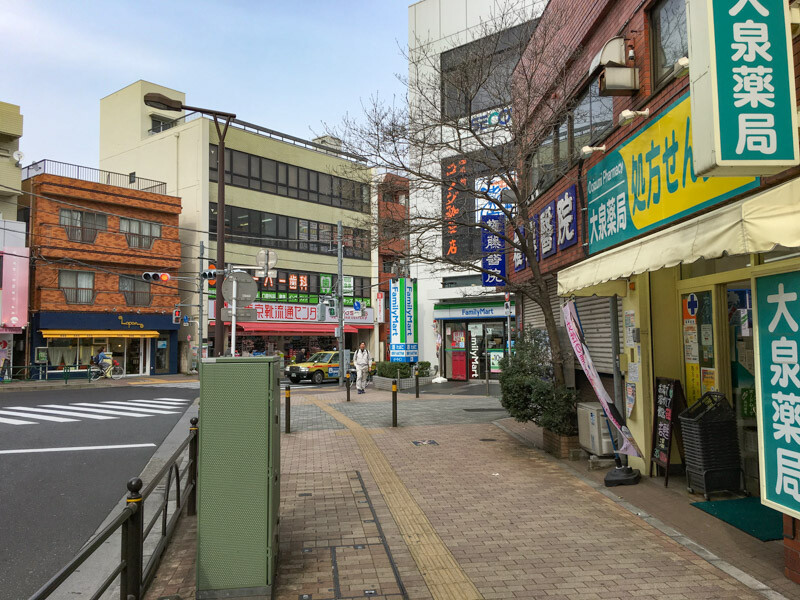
xmin=22 ymin=160 xmax=182 ymax=377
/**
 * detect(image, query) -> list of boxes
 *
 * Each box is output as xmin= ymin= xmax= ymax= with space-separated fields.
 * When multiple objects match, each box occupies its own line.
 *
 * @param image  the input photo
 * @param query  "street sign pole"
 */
xmin=198 ymin=241 xmax=204 ymax=371
xmin=230 ymin=274 xmax=238 ymax=357
xmin=337 ymin=220 xmax=344 ymax=387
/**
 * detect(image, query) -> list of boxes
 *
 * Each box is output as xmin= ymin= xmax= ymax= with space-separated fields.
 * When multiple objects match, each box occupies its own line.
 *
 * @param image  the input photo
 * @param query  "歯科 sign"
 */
xmin=480 ymin=214 xmax=506 ymax=287
xmin=755 ymin=270 xmax=800 ymax=518
xmin=687 ymin=0 xmax=799 ymax=176
xmin=389 ymin=278 xmax=418 ymax=363
xmin=586 ymin=93 xmax=758 ymax=254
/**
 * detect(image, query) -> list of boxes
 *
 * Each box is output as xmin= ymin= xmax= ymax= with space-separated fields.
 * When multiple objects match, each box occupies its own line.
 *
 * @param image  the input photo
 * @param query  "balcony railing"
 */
xmin=64 ymin=225 xmax=101 ymax=243
xmin=125 ymin=233 xmax=156 ymax=250
xmin=123 ymin=291 xmax=152 ymax=307
xmin=23 ymin=160 xmax=167 ymax=195
xmin=61 ymin=288 xmax=94 ymax=304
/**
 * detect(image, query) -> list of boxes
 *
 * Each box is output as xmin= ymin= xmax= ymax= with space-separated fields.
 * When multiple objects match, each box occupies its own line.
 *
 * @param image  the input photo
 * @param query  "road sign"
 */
xmin=353 ymin=300 xmax=362 ymax=311
xmin=221 ymin=307 xmax=257 ymax=322
xmin=222 ymin=271 xmax=258 ymax=304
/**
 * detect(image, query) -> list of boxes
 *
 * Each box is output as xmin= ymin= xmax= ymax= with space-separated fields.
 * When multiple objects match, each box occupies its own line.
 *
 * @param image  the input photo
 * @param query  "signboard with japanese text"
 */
xmin=539 ymin=201 xmax=556 ymax=259
xmin=442 ymin=157 xmax=470 ymax=260
xmin=376 ymin=291 xmax=385 ymax=323
xmin=481 ymin=214 xmax=506 ymax=287
xmin=755 ymin=271 xmax=800 ymax=517
xmin=586 ymin=93 xmax=758 ymax=254
xmin=389 ymin=278 xmax=418 ymax=362
xmin=209 ymin=300 xmax=374 ymax=324
xmin=556 ymin=185 xmax=577 ymax=251
xmin=475 ymin=174 xmax=515 ymax=221
xmin=343 ymin=275 xmax=354 ymax=297
xmin=2 ymin=248 xmax=29 ymax=329
xmin=687 ymin=0 xmax=799 ymax=176
xmin=320 ymin=274 xmax=333 ymax=295
xmin=512 ymin=226 xmax=526 ymax=272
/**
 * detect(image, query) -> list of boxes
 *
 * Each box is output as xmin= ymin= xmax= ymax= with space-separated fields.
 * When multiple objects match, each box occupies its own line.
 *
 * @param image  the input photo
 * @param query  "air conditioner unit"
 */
xmin=599 ymin=67 xmax=639 ymax=96
xmin=577 ymin=402 xmax=614 ymax=457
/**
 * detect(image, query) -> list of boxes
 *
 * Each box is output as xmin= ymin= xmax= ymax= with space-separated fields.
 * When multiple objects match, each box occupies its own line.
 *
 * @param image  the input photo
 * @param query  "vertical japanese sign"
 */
xmin=586 ymin=93 xmax=758 ymax=254
xmin=687 ymin=0 xmax=799 ymax=176
xmin=320 ymin=274 xmax=333 ymax=295
xmin=539 ymin=201 xmax=556 ymax=259
xmin=556 ymin=185 xmax=577 ymax=251
xmin=2 ymin=249 xmax=29 ymax=328
xmin=512 ymin=226 xmax=526 ymax=272
xmin=563 ymin=299 xmax=642 ymax=457
xmin=389 ymin=277 xmax=418 ymax=363
xmin=755 ymin=271 xmax=800 ymax=518
xmin=474 ymin=173 xmax=515 ymax=221
xmin=480 ymin=214 xmax=506 ymax=287
xmin=442 ymin=157 xmax=468 ymax=259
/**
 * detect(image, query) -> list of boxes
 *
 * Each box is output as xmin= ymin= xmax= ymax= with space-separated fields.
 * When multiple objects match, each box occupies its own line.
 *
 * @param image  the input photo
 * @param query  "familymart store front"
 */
xmin=30 ymin=312 xmax=179 ymax=379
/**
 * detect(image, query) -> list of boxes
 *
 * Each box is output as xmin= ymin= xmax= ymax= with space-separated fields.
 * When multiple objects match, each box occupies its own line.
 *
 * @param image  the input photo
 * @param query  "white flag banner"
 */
xmin=562 ymin=299 xmax=641 ymax=457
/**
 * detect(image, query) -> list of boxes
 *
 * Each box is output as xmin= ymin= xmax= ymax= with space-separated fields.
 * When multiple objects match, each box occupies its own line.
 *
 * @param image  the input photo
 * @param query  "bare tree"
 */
xmin=327 ymin=1 xmax=583 ymax=386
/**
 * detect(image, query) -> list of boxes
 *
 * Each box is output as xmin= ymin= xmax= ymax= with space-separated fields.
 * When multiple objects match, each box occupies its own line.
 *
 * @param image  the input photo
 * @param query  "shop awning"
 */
xmin=558 ymin=177 xmax=800 ymax=295
xmin=237 ymin=322 xmax=359 ymax=335
xmin=350 ymin=324 xmax=374 ymax=330
xmin=41 ymin=330 xmax=160 ymax=339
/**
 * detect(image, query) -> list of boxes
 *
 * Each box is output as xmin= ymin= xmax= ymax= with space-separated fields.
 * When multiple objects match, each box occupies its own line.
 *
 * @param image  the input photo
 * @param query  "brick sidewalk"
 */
xmin=145 ymin=387 xmax=789 ymax=600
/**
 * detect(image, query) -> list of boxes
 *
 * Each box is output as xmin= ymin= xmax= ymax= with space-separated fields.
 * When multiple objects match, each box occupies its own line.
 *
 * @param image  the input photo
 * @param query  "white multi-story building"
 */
xmin=407 ymin=0 xmax=538 ymax=380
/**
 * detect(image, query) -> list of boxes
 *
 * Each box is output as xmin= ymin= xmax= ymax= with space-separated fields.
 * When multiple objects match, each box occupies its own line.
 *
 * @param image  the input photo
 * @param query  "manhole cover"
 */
xmin=412 ymin=440 xmax=439 ymax=446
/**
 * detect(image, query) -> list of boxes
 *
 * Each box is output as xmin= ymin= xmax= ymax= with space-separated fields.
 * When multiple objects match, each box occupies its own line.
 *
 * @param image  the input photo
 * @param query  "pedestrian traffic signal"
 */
xmin=172 ymin=309 xmax=181 ymax=324
xmin=143 ymin=272 xmax=171 ymax=282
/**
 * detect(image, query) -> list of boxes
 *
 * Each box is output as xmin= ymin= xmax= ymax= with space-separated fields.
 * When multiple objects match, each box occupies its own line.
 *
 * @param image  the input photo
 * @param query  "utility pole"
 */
xmin=337 ymin=220 xmax=345 ymax=387
xmin=198 ymin=241 xmax=204 ymax=372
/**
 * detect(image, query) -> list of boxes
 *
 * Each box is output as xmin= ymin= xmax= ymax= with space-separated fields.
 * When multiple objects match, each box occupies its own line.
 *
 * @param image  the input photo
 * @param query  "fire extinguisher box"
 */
xmin=196 ymin=356 xmax=280 ymax=599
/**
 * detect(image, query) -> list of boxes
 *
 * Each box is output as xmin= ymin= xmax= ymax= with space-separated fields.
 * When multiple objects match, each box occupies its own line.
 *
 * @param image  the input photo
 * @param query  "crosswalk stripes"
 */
xmin=0 ymin=398 xmax=192 ymax=426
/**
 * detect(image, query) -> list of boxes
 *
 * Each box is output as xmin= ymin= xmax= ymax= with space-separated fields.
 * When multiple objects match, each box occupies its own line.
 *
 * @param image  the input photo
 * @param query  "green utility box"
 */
xmin=197 ymin=356 xmax=280 ymax=599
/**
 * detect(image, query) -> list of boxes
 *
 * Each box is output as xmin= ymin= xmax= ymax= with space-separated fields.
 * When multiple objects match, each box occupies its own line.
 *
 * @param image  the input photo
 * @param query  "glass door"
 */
xmin=484 ymin=323 xmax=506 ymax=380
xmin=155 ymin=335 xmax=169 ymax=374
xmin=681 ymin=290 xmax=716 ymax=405
xmin=126 ymin=338 xmax=142 ymax=375
xmin=444 ymin=323 xmax=467 ymax=380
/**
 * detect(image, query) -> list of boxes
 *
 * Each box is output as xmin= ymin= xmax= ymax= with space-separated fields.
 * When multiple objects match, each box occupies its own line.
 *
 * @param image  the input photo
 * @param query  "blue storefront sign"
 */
xmin=481 ymin=214 xmax=506 ymax=287
xmin=756 ymin=271 xmax=800 ymax=518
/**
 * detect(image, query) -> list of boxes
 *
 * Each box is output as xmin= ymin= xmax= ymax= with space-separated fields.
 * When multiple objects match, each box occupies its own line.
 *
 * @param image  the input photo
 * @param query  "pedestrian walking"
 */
xmin=353 ymin=342 xmax=371 ymax=394
xmin=296 ymin=347 xmax=306 ymax=363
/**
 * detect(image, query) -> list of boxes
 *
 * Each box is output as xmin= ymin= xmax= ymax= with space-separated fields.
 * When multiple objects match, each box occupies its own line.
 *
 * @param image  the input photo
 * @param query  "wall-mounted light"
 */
xmin=618 ymin=108 xmax=650 ymax=127
xmin=672 ymin=56 xmax=689 ymax=78
xmin=580 ymin=145 xmax=607 ymax=159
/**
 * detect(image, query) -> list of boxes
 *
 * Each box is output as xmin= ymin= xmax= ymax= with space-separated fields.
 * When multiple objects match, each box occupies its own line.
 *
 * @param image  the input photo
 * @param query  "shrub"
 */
xmin=376 ymin=361 xmax=412 ymax=379
xmin=498 ymin=328 xmax=578 ymax=436
xmin=417 ymin=361 xmax=431 ymax=377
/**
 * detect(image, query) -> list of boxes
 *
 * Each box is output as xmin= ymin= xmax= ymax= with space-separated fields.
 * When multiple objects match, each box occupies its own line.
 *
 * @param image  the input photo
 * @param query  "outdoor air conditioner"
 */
xmin=577 ymin=402 xmax=614 ymax=457
xmin=599 ymin=67 xmax=639 ymax=96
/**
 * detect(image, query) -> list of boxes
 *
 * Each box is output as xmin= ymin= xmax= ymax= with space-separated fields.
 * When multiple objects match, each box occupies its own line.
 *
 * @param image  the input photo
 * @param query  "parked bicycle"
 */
xmin=88 ymin=359 xmax=124 ymax=381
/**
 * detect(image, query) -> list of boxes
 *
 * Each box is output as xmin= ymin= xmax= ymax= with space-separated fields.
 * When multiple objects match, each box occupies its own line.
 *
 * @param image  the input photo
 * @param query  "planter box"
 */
xmin=542 ymin=428 xmax=581 ymax=459
xmin=373 ymin=375 xmax=433 ymax=391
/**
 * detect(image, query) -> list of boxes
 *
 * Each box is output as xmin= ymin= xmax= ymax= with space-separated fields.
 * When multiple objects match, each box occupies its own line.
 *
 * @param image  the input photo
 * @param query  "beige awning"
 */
xmin=558 ymin=177 xmax=800 ymax=295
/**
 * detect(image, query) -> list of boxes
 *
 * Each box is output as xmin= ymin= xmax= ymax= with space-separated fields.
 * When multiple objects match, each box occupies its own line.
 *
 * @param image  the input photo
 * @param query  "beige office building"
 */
xmin=100 ymin=81 xmax=375 ymax=370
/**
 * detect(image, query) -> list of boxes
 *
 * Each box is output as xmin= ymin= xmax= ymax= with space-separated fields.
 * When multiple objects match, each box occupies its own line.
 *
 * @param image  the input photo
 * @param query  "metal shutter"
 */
xmin=521 ymin=278 xmax=560 ymax=330
xmin=574 ymin=296 xmax=623 ymax=374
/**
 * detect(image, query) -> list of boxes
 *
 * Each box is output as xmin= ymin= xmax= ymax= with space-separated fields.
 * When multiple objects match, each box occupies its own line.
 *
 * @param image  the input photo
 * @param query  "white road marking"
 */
xmin=0 ymin=410 xmax=78 ymax=423
xmin=121 ymin=400 xmax=188 ymax=409
xmin=65 ymin=403 xmax=166 ymax=417
xmin=0 ymin=443 xmax=156 ymax=455
xmin=95 ymin=402 xmax=178 ymax=414
xmin=0 ymin=416 xmax=38 ymax=425
xmin=7 ymin=406 xmax=116 ymax=420
xmin=151 ymin=398 xmax=192 ymax=403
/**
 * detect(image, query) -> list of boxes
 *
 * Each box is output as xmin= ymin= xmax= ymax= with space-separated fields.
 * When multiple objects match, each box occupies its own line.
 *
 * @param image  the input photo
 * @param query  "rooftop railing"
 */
xmin=22 ymin=160 xmax=167 ymax=195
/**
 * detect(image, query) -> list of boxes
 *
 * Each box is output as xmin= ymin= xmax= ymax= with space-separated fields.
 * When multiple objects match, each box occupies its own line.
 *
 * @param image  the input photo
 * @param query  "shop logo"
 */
xmin=686 ymin=294 xmax=699 ymax=317
xmin=118 ymin=316 xmax=145 ymax=329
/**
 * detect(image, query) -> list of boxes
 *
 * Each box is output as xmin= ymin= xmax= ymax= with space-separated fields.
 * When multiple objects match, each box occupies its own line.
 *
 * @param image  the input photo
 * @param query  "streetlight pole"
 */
xmin=143 ymin=93 xmax=236 ymax=357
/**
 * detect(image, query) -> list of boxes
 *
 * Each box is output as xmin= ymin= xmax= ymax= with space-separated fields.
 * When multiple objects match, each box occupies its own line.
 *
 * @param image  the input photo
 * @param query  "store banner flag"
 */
xmin=2 ymin=248 xmax=29 ymax=328
xmin=390 ymin=277 xmax=418 ymax=363
xmin=755 ymin=270 xmax=800 ymax=518
xmin=563 ymin=299 xmax=642 ymax=457
xmin=480 ymin=214 xmax=506 ymax=287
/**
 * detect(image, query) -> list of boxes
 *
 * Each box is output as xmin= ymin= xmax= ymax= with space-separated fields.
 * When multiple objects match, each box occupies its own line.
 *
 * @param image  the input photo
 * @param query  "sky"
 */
xmin=1 ymin=1 xmax=409 ymax=170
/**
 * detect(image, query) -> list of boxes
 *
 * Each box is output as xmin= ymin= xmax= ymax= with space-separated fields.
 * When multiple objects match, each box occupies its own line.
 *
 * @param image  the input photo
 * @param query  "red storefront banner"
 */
xmin=2 ymin=248 xmax=29 ymax=329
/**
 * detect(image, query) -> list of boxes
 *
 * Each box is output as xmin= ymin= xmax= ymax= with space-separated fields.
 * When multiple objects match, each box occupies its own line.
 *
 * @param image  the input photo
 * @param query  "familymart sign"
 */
xmin=389 ymin=278 xmax=418 ymax=363
xmin=688 ymin=0 xmax=799 ymax=176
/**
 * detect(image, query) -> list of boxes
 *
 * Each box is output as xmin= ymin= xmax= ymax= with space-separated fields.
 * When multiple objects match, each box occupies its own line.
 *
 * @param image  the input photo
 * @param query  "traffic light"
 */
xmin=172 ymin=309 xmax=181 ymax=324
xmin=201 ymin=268 xmax=218 ymax=282
xmin=143 ymin=272 xmax=170 ymax=282
xmin=317 ymin=297 xmax=336 ymax=321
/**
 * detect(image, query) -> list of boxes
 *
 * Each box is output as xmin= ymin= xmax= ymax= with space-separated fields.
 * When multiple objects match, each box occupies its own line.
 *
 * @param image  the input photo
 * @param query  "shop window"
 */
xmin=120 ymin=217 xmax=161 ymax=249
xmin=681 ymin=254 xmax=751 ymax=279
xmin=651 ymin=0 xmax=689 ymax=87
xmin=119 ymin=276 xmax=151 ymax=306
xmin=59 ymin=209 xmax=107 ymax=243
xmin=572 ymin=78 xmax=613 ymax=156
xmin=47 ymin=338 xmax=77 ymax=368
xmin=59 ymin=270 xmax=94 ymax=304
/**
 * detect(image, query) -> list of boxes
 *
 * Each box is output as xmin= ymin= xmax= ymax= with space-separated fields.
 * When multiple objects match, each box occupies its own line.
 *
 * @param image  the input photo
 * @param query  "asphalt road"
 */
xmin=0 ymin=385 xmax=197 ymax=600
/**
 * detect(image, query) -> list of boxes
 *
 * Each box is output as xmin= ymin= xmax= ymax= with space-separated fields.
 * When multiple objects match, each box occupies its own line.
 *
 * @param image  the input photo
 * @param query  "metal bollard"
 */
xmin=121 ymin=477 xmax=144 ymax=600
xmin=415 ymin=366 xmax=420 ymax=398
xmin=188 ymin=417 xmax=199 ymax=516
xmin=392 ymin=379 xmax=397 ymax=427
xmin=63 ymin=365 xmax=71 ymax=385
xmin=346 ymin=372 xmax=351 ymax=401
xmin=285 ymin=385 xmax=291 ymax=434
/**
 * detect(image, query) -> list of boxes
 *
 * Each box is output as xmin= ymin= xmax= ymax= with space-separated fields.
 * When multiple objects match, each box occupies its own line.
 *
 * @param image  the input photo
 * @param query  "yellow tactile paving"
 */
xmin=310 ymin=396 xmax=483 ymax=600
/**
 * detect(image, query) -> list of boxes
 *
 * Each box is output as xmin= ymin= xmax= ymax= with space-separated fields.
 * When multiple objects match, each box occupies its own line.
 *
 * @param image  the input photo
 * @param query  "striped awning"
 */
xmin=41 ymin=330 xmax=160 ymax=339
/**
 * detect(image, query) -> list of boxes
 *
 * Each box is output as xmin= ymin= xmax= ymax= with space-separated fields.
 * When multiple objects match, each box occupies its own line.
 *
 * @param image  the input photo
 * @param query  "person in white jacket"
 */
xmin=353 ymin=342 xmax=371 ymax=394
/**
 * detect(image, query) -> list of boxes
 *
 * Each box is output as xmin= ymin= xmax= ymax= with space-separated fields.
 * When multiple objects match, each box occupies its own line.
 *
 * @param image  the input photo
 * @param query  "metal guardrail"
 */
xmin=22 ymin=160 xmax=168 ymax=195
xmin=29 ymin=417 xmax=199 ymax=600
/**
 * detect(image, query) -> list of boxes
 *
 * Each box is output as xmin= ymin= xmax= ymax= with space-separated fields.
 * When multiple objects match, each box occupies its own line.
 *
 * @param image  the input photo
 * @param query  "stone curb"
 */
xmin=492 ymin=419 xmax=790 ymax=600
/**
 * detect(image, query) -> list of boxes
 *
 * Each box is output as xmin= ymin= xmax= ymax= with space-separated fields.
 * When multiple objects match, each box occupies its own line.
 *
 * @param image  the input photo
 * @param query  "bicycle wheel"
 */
xmin=88 ymin=365 xmax=102 ymax=382
xmin=110 ymin=365 xmax=124 ymax=380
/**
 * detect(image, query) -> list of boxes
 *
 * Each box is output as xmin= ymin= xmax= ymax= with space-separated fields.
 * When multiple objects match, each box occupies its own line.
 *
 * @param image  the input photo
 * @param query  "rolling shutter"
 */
xmin=521 ymin=278 xmax=560 ymax=330
xmin=574 ymin=296 xmax=623 ymax=374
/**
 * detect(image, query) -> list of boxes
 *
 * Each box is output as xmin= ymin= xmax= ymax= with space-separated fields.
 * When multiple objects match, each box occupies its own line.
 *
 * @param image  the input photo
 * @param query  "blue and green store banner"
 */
xmin=756 ymin=271 xmax=800 ymax=518
xmin=389 ymin=277 xmax=418 ymax=363
xmin=586 ymin=93 xmax=759 ymax=254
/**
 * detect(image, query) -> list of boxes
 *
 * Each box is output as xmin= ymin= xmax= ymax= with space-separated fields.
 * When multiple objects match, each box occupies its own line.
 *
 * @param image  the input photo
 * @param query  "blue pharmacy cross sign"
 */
xmin=755 ymin=271 xmax=800 ymax=518
xmin=687 ymin=293 xmax=699 ymax=317
xmin=353 ymin=300 xmax=362 ymax=311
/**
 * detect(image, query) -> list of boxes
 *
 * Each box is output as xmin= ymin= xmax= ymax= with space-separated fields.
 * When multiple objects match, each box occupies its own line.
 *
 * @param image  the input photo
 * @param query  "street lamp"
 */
xmin=144 ymin=93 xmax=236 ymax=357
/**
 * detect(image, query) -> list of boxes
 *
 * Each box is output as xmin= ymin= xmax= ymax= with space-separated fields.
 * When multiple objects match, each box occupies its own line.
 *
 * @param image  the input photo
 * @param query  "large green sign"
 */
xmin=756 ymin=270 xmax=800 ymax=518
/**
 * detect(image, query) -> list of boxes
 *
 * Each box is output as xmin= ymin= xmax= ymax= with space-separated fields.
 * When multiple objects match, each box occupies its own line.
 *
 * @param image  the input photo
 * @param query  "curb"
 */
xmin=0 ymin=377 xmax=199 ymax=394
xmin=492 ymin=420 xmax=790 ymax=600
xmin=51 ymin=398 xmax=199 ymax=600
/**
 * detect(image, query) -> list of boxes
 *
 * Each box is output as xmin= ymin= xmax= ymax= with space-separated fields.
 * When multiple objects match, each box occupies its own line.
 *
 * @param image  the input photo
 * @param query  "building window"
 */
xmin=651 ymin=0 xmax=688 ymax=86
xmin=151 ymin=117 xmax=174 ymax=134
xmin=442 ymin=274 xmax=482 ymax=288
xmin=572 ymin=78 xmax=614 ymax=156
xmin=59 ymin=270 xmax=94 ymax=304
xmin=59 ymin=209 xmax=107 ymax=243
xmin=119 ymin=276 xmax=151 ymax=306
xmin=120 ymin=218 xmax=161 ymax=249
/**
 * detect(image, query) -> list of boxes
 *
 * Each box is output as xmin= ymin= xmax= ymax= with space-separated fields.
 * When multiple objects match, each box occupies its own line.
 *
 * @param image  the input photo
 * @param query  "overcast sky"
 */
xmin=1 ymin=1 xmax=409 ymax=170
